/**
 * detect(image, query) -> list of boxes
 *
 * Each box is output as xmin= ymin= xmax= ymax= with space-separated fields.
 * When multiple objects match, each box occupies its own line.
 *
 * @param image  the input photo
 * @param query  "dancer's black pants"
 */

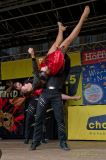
xmin=32 ymin=89 xmax=66 ymax=143
xmin=24 ymin=97 xmax=37 ymax=140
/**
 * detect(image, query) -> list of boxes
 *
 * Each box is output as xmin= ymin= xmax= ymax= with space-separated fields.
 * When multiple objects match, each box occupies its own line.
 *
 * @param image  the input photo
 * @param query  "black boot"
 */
xmin=24 ymin=139 xmax=29 ymax=144
xmin=41 ymin=139 xmax=48 ymax=143
xmin=0 ymin=149 xmax=2 ymax=159
xmin=30 ymin=142 xmax=41 ymax=150
xmin=60 ymin=141 xmax=70 ymax=151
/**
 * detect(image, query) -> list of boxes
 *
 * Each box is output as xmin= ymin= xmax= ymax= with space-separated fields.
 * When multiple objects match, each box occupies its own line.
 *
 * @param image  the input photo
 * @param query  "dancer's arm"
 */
xmin=28 ymin=48 xmax=39 ymax=75
xmin=61 ymin=94 xmax=81 ymax=100
xmin=28 ymin=48 xmax=40 ymax=89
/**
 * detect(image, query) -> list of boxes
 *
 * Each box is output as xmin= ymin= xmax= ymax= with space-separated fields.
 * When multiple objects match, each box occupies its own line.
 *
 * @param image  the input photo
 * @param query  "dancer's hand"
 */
xmin=28 ymin=48 xmax=36 ymax=58
xmin=73 ymin=95 xmax=81 ymax=100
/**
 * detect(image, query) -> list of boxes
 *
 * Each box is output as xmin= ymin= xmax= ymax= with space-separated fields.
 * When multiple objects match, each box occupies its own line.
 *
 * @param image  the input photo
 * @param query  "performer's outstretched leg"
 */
xmin=40 ymin=6 xmax=90 ymax=76
xmin=47 ymin=22 xmax=67 ymax=55
xmin=59 ymin=6 xmax=90 ymax=51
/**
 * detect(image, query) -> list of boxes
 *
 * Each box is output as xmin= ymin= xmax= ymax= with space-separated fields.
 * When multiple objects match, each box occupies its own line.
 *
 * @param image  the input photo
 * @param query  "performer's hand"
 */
xmin=28 ymin=48 xmax=36 ymax=58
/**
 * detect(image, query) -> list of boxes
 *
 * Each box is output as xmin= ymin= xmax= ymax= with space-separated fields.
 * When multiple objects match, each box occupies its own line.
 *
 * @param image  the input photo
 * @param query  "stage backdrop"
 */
xmin=66 ymin=66 xmax=83 ymax=106
xmin=1 ymin=56 xmax=44 ymax=80
xmin=0 ymin=97 xmax=25 ymax=139
xmin=66 ymin=51 xmax=83 ymax=106
xmin=82 ymin=62 xmax=106 ymax=105
xmin=67 ymin=49 xmax=106 ymax=140
xmin=81 ymin=49 xmax=106 ymax=105
xmin=68 ymin=105 xmax=106 ymax=140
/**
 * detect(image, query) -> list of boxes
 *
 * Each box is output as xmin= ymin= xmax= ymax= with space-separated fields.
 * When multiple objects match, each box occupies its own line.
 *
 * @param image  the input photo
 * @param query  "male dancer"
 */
xmin=13 ymin=48 xmax=80 ymax=144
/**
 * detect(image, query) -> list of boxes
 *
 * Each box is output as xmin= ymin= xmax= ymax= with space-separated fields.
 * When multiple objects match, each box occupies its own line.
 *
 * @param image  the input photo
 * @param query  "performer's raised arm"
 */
xmin=28 ymin=48 xmax=39 ymax=75
xmin=28 ymin=48 xmax=41 ymax=90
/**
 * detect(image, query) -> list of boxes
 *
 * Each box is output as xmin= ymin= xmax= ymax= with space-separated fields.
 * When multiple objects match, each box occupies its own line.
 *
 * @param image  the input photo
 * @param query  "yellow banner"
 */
xmin=68 ymin=51 xmax=81 ymax=67
xmin=1 ymin=59 xmax=32 ymax=80
xmin=66 ymin=51 xmax=82 ymax=105
xmin=1 ymin=57 xmax=44 ymax=80
xmin=66 ymin=72 xmax=83 ymax=106
xmin=68 ymin=105 xmax=106 ymax=140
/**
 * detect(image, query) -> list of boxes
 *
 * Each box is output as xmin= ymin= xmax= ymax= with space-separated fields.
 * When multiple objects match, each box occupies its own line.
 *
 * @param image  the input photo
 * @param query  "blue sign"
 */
xmin=87 ymin=114 xmax=106 ymax=130
xmin=82 ymin=62 xmax=106 ymax=105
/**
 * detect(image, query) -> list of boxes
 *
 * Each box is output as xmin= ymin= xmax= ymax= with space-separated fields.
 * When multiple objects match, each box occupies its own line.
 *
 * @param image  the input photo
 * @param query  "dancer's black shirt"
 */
xmin=46 ymin=54 xmax=70 ymax=91
xmin=31 ymin=53 xmax=70 ymax=91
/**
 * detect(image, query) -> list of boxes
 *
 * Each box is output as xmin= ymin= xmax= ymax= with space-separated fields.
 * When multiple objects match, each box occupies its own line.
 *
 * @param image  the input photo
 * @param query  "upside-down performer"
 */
xmin=29 ymin=6 xmax=90 ymax=81
xmin=28 ymin=6 xmax=90 ymax=151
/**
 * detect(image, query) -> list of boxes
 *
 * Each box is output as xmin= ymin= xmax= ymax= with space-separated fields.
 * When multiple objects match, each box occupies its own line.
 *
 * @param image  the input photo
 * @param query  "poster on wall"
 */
xmin=0 ymin=79 xmax=56 ymax=139
xmin=81 ymin=49 xmax=106 ymax=65
xmin=0 ymin=79 xmax=27 ymax=139
xmin=82 ymin=62 xmax=106 ymax=105
xmin=0 ymin=97 xmax=24 ymax=139
xmin=65 ymin=66 xmax=82 ymax=96
xmin=68 ymin=105 xmax=106 ymax=140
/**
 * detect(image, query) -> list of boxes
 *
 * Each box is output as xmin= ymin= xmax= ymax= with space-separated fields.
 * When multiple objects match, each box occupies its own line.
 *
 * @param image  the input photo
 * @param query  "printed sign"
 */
xmin=82 ymin=62 xmax=106 ymax=105
xmin=68 ymin=105 xmax=106 ymax=140
xmin=81 ymin=49 xmax=106 ymax=65
xmin=66 ymin=66 xmax=82 ymax=96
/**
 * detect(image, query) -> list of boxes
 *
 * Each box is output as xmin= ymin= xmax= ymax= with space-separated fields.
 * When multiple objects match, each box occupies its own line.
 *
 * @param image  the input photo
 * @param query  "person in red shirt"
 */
xmin=28 ymin=6 xmax=90 ymax=80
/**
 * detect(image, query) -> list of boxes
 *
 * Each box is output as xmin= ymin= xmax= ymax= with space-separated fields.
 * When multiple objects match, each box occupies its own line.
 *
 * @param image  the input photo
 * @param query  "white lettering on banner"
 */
xmin=97 ymin=71 xmax=106 ymax=81
xmin=85 ymin=53 xmax=92 ymax=61
xmin=89 ymin=69 xmax=96 ymax=77
xmin=89 ymin=121 xmax=106 ymax=129
xmin=89 ymin=69 xmax=106 ymax=82
xmin=0 ymin=90 xmax=18 ymax=98
xmin=84 ymin=50 xmax=106 ymax=62
xmin=0 ymin=86 xmax=5 ymax=90
xmin=92 ymin=53 xmax=97 ymax=60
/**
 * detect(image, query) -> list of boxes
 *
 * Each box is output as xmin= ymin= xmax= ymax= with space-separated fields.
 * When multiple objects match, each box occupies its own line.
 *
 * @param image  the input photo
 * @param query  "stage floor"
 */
xmin=1 ymin=140 xmax=106 ymax=160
